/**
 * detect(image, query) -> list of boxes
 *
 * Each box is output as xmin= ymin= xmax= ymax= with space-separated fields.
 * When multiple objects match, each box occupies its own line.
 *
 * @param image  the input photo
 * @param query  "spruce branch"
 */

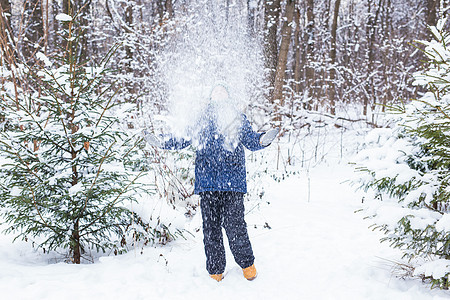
xmin=80 ymin=141 xmax=116 ymax=216
xmin=23 ymin=175 xmax=58 ymax=235
xmin=79 ymin=170 xmax=144 ymax=233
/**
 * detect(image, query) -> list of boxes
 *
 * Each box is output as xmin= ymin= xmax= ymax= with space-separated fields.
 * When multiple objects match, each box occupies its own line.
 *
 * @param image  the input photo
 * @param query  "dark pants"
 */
xmin=199 ymin=191 xmax=255 ymax=275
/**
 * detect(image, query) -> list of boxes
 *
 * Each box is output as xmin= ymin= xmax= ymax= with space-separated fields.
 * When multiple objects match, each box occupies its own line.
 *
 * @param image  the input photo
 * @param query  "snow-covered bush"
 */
xmin=353 ymin=18 xmax=450 ymax=289
xmin=0 ymin=13 xmax=169 ymax=263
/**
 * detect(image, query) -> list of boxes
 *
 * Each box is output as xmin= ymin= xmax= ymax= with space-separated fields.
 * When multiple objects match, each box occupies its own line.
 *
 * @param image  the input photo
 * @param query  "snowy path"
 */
xmin=0 ymin=163 xmax=449 ymax=299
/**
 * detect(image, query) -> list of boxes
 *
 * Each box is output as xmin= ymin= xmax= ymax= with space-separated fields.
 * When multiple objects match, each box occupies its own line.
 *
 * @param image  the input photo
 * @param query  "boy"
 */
xmin=143 ymin=84 xmax=278 ymax=281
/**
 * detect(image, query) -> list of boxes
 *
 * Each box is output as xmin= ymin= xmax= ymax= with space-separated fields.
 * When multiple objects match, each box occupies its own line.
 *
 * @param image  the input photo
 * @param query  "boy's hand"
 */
xmin=141 ymin=129 xmax=162 ymax=148
xmin=260 ymin=128 xmax=279 ymax=147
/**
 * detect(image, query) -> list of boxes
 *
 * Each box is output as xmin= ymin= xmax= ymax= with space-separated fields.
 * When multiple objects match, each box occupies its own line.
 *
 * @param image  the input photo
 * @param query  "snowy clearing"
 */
xmin=2 ymin=1 xmax=450 ymax=298
xmin=1 ymin=157 xmax=449 ymax=299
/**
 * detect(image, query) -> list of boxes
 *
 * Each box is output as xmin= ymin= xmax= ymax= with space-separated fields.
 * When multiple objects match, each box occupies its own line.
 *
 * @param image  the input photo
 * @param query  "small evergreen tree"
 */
xmin=0 ymin=11 xmax=155 ymax=263
xmin=354 ymin=18 xmax=450 ymax=289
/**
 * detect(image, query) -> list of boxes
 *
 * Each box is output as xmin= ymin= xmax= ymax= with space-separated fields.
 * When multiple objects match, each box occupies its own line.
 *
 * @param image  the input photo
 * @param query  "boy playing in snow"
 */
xmin=142 ymin=84 xmax=278 ymax=281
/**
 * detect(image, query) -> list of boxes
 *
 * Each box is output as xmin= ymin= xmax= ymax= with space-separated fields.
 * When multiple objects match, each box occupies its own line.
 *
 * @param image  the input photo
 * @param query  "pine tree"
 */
xmin=0 ymin=11 xmax=155 ymax=263
xmin=354 ymin=18 xmax=450 ymax=289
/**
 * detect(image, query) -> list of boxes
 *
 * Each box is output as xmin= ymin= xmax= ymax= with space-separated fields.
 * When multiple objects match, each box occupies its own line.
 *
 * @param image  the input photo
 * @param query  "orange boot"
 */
xmin=210 ymin=274 xmax=223 ymax=282
xmin=242 ymin=264 xmax=257 ymax=281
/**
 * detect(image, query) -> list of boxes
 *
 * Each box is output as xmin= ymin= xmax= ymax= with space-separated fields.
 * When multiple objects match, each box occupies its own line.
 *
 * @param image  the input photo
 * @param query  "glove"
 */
xmin=260 ymin=128 xmax=279 ymax=147
xmin=141 ymin=129 xmax=162 ymax=148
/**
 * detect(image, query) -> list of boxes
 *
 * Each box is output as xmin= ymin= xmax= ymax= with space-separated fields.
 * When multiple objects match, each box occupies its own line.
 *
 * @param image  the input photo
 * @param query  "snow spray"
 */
xmin=154 ymin=0 xmax=265 ymax=145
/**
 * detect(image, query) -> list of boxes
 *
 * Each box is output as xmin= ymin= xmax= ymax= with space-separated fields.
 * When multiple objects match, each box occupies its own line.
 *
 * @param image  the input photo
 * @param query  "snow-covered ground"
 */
xmin=0 ymin=129 xmax=449 ymax=300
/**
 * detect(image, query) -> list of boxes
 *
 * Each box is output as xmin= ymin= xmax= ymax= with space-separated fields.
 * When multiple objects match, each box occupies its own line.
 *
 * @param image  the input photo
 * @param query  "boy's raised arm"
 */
xmin=141 ymin=130 xmax=191 ymax=150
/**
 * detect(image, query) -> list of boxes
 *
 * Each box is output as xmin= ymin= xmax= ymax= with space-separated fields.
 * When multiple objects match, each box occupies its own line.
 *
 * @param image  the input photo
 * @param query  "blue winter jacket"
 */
xmin=161 ymin=114 xmax=265 ymax=194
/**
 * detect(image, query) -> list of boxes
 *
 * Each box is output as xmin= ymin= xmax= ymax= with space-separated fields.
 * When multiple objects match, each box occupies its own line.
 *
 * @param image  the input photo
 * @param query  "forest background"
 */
xmin=1 ymin=0 xmax=441 ymax=126
xmin=0 ymin=0 xmax=449 ymax=291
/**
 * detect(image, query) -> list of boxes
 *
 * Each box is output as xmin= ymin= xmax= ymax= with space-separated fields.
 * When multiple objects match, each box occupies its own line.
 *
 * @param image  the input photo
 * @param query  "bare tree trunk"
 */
xmin=63 ymin=0 xmax=70 ymax=13
xmin=52 ymin=0 xmax=59 ymax=43
xmin=78 ymin=2 xmax=90 ymax=63
xmin=61 ymin=0 xmax=72 ymax=54
xmin=156 ymin=0 xmax=173 ymax=24
xmin=0 ymin=0 xmax=13 ymax=70
xmin=24 ymin=0 xmax=44 ymax=62
xmin=381 ymin=0 xmax=392 ymax=112
xmin=125 ymin=3 xmax=133 ymax=73
xmin=0 ymin=0 xmax=11 ymax=29
xmin=272 ymin=0 xmax=296 ymax=111
xmin=124 ymin=1 xmax=135 ymax=100
xmin=304 ymin=0 xmax=315 ymax=110
xmin=165 ymin=0 xmax=174 ymax=18
xmin=43 ymin=0 xmax=48 ymax=54
xmin=264 ymin=0 xmax=281 ymax=98
xmin=329 ymin=0 xmax=341 ymax=115
xmin=157 ymin=0 xmax=164 ymax=21
xmin=364 ymin=0 xmax=382 ymax=116
xmin=0 ymin=0 xmax=11 ymax=42
xmin=293 ymin=5 xmax=301 ymax=95
xmin=426 ymin=0 xmax=439 ymax=27
xmin=324 ymin=0 xmax=331 ymax=29
xmin=61 ymin=1 xmax=90 ymax=63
